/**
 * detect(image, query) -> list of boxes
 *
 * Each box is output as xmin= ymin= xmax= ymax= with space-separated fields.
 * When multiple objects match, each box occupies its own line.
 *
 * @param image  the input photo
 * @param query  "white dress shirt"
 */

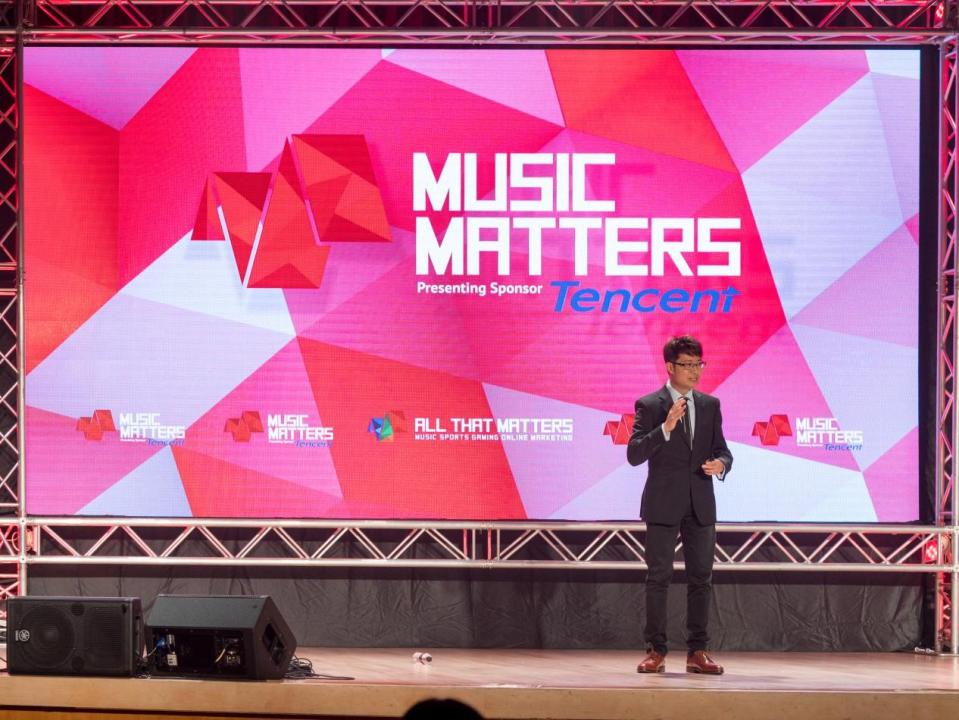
xmin=661 ymin=381 xmax=725 ymax=480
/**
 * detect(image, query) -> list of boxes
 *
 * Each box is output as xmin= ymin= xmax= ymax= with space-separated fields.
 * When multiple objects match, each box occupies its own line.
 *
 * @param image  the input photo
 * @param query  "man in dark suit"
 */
xmin=627 ymin=335 xmax=732 ymax=675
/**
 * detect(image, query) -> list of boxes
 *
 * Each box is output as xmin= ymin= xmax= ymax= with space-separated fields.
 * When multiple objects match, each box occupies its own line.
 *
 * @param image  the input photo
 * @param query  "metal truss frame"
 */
xmin=0 ymin=0 xmax=953 ymax=652
xmin=0 ymin=36 xmax=16 ymax=624
xmin=937 ymin=31 xmax=959 ymax=653
xmin=13 ymin=519 xmax=951 ymax=573
xmin=12 ymin=0 xmax=957 ymax=45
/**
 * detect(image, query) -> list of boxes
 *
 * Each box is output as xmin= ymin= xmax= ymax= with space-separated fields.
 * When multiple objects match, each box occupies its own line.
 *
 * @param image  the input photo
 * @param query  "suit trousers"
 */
xmin=644 ymin=503 xmax=716 ymax=655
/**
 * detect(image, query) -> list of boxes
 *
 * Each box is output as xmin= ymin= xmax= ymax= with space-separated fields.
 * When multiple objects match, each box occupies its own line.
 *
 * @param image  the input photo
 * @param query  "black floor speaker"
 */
xmin=6 ymin=596 xmax=143 ymax=676
xmin=146 ymin=595 xmax=296 ymax=680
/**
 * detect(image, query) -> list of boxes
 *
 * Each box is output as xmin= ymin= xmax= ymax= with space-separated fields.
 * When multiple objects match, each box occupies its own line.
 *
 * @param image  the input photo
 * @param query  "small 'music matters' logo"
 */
xmin=76 ymin=409 xmax=116 ymax=441
xmin=224 ymin=411 xmax=264 ymax=442
xmin=603 ymin=414 xmax=633 ymax=445
xmin=225 ymin=411 xmax=333 ymax=447
xmin=751 ymin=414 xmax=792 ymax=446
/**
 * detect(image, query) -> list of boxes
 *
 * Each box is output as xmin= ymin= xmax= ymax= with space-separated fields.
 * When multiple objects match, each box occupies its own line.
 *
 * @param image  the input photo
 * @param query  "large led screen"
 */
xmin=23 ymin=48 xmax=922 ymax=521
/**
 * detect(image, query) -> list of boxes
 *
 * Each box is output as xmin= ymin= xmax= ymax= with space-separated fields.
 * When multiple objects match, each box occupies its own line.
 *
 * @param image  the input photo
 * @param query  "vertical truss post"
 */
xmin=0 ymin=44 xmax=14 ymax=522
xmin=939 ymin=32 xmax=959 ymax=653
xmin=952 ymin=27 xmax=959 ymax=653
xmin=4 ymin=41 xmax=18 ymax=610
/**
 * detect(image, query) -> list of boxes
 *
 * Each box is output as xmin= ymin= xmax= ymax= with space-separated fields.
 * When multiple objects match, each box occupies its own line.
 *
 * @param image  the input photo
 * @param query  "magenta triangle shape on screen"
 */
xmin=384 ymin=49 xmax=565 ymax=126
xmin=791 ymin=223 xmax=917 ymax=348
xmin=677 ymin=49 xmax=869 ymax=172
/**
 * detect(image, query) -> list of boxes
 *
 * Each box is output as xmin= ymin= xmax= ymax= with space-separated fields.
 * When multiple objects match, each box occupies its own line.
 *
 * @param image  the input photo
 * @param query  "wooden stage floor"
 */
xmin=2 ymin=647 xmax=959 ymax=719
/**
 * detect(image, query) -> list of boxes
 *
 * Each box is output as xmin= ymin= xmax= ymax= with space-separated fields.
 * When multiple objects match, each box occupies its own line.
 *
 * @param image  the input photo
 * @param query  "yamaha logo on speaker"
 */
xmin=14 ymin=629 xmax=30 ymax=642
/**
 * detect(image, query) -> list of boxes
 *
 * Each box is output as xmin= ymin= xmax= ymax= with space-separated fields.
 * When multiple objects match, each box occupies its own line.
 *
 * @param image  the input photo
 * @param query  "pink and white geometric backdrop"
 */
xmin=22 ymin=48 xmax=920 ymax=521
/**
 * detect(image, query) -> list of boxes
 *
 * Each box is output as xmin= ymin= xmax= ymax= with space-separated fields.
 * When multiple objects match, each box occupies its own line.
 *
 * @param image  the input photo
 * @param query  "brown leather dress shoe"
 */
xmin=636 ymin=650 xmax=666 ymax=673
xmin=686 ymin=650 xmax=723 ymax=675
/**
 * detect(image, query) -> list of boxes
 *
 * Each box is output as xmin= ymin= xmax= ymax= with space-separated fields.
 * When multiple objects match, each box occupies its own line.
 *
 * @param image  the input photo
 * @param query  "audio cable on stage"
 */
xmin=285 ymin=655 xmax=354 ymax=681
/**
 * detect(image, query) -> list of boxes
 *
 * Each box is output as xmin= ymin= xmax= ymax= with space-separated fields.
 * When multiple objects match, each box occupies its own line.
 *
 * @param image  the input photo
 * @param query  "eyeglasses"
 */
xmin=672 ymin=361 xmax=706 ymax=370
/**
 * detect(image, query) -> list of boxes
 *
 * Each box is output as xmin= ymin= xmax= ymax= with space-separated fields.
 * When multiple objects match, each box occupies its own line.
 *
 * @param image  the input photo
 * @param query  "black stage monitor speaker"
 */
xmin=146 ymin=595 xmax=296 ymax=680
xmin=6 ymin=596 xmax=143 ymax=676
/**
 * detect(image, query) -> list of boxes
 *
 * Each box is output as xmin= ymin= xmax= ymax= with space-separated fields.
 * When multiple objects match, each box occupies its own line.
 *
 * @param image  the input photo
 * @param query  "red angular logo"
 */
xmin=192 ymin=134 xmax=390 ymax=289
xmin=751 ymin=414 xmax=792 ymax=446
xmin=77 ymin=409 xmax=116 ymax=441
xmin=224 ymin=411 xmax=265 ymax=442
xmin=603 ymin=414 xmax=634 ymax=445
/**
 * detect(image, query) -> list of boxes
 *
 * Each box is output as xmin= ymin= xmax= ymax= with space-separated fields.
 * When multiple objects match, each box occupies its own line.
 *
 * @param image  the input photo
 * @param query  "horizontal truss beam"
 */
xmin=16 ymin=29 xmax=952 ymax=42
xmin=16 ymin=0 xmax=951 ymax=38
xmin=0 ymin=520 xmax=950 ymax=572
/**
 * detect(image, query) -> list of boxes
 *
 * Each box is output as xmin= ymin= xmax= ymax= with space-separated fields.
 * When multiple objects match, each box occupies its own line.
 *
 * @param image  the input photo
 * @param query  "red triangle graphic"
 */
xmin=172 ymin=446 xmax=341 ymax=518
xmin=214 ymin=171 xmax=271 ymax=281
xmin=249 ymin=142 xmax=328 ymax=288
xmin=333 ymin=174 xmax=391 ymax=241
xmin=307 ymin=174 xmax=352 ymax=237
xmin=324 ymin=213 xmax=390 ymax=244
xmin=249 ymin=254 xmax=329 ymax=289
xmin=192 ymin=176 xmax=225 ymax=241
xmin=293 ymin=133 xmax=378 ymax=185
xmin=546 ymin=50 xmax=736 ymax=173
xmin=24 ymin=85 xmax=120 ymax=373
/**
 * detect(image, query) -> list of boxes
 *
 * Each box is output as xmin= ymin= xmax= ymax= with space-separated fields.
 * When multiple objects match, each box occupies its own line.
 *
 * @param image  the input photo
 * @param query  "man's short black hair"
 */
xmin=663 ymin=335 xmax=703 ymax=363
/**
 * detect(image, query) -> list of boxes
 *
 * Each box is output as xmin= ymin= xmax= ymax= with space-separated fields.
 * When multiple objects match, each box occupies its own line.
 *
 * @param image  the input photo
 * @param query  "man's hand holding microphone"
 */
xmin=663 ymin=396 xmax=687 ymax=433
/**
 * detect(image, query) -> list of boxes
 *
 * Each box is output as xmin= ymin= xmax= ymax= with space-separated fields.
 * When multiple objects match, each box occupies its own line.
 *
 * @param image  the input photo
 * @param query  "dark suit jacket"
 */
xmin=626 ymin=386 xmax=733 ymax=525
